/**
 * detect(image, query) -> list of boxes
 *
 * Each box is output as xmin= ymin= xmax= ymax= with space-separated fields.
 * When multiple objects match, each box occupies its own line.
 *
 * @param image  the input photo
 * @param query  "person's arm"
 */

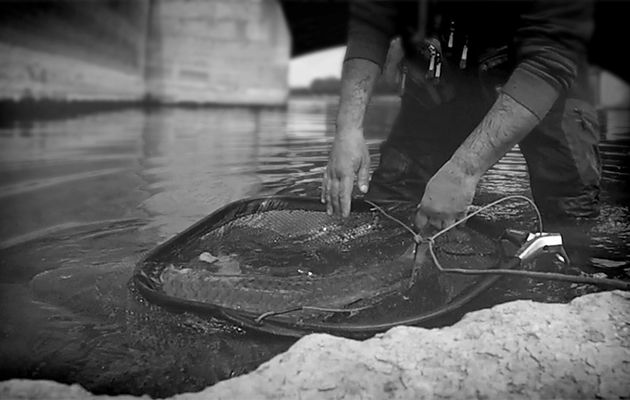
xmin=415 ymin=92 xmax=539 ymax=229
xmin=453 ymin=92 xmax=539 ymax=177
xmin=336 ymin=59 xmax=381 ymax=137
xmin=322 ymin=1 xmax=398 ymax=217
xmin=416 ymin=0 xmax=595 ymax=230
xmin=322 ymin=59 xmax=380 ymax=217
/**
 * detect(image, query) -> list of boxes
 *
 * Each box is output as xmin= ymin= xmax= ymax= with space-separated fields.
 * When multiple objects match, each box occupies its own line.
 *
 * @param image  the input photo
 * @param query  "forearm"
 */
xmin=449 ymin=0 xmax=589 ymax=180
xmin=336 ymin=58 xmax=381 ymax=135
xmin=449 ymin=92 xmax=543 ymax=178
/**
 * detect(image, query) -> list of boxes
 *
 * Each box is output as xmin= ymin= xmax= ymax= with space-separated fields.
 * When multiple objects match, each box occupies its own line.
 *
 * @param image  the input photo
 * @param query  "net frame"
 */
xmin=133 ymin=196 xmax=514 ymax=339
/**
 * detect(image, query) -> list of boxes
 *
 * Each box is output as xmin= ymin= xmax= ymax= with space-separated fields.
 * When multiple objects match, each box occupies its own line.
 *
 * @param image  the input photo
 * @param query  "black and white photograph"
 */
xmin=0 ymin=0 xmax=628 ymax=398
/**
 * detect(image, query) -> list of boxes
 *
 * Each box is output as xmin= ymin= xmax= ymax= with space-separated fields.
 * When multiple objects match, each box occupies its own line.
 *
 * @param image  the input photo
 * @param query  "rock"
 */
xmin=2 ymin=290 xmax=629 ymax=399
xmin=198 ymin=252 xmax=218 ymax=264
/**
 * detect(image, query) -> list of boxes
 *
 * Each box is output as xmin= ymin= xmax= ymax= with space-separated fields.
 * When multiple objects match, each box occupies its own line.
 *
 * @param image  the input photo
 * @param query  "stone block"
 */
xmin=0 ymin=0 xmax=289 ymax=105
xmin=1 ymin=291 xmax=629 ymax=399
xmin=147 ymin=0 xmax=290 ymax=105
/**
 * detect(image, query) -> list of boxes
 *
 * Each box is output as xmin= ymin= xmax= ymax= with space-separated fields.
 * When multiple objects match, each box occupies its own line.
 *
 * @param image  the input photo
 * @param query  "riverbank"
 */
xmin=2 ymin=290 xmax=628 ymax=399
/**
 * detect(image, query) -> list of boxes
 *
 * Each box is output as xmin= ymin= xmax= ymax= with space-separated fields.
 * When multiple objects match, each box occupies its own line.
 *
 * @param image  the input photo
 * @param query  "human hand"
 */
xmin=321 ymin=130 xmax=370 ymax=217
xmin=414 ymin=159 xmax=480 ymax=232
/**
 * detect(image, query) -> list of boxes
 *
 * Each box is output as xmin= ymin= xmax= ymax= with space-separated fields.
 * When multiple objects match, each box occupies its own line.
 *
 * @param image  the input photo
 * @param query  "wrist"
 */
xmin=448 ymin=153 xmax=484 ymax=181
xmin=335 ymin=123 xmax=364 ymax=139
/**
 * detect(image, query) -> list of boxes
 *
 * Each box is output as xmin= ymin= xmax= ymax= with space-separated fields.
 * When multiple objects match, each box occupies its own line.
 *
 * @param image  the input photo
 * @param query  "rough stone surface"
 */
xmin=1 ymin=0 xmax=289 ymax=105
xmin=145 ymin=0 xmax=290 ymax=104
xmin=2 ymin=290 xmax=629 ymax=399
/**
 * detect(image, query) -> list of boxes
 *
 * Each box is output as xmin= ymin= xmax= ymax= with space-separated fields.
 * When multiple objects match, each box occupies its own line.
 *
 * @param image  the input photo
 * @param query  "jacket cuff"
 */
xmin=501 ymin=67 xmax=560 ymax=121
xmin=344 ymin=32 xmax=390 ymax=69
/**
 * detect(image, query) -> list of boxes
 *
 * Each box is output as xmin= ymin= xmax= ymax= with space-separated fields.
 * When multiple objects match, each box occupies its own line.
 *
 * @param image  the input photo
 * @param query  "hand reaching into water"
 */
xmin=414 ymin=159 xmax=480 ymax=232
xmin=322 ymin=58 xmax=380 ymax=218
xmin=321 ymin=130 xmax=370 ymax=218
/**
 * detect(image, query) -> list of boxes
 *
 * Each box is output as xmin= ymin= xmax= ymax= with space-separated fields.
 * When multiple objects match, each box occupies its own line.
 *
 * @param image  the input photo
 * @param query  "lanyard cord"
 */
xmin=365 ymin=197 xmax=629 ymax=291
xmin=254 ymin=196 xmax=628 ymax=325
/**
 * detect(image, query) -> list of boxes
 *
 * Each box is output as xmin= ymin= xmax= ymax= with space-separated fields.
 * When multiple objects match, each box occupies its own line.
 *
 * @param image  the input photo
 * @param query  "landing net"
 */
xmin=134 ymin=196 xmax=501 ymax=338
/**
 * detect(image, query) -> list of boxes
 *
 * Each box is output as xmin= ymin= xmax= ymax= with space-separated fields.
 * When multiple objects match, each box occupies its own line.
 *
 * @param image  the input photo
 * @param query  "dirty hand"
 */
xmin=414 ymin=159 xmax=480 ymax=232
xmin=321 ymin=130 xmax=370 ymax=217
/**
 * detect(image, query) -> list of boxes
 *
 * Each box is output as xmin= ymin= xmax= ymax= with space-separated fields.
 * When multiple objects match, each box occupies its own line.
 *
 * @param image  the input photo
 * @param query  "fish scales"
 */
xmin=161 ymin=257 xmax=414 ymax=314
xmin=159 ymin=206 xmax=499 ymax=318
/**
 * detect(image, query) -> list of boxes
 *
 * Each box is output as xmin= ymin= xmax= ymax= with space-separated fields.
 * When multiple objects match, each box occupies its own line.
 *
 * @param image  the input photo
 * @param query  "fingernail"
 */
xmin=360 ymin=185 xmax=368 ymax=193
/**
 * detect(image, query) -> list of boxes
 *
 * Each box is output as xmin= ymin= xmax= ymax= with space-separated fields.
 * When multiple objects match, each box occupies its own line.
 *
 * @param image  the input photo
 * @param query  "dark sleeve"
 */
xmin=502 ymin=0 xmax=595 ymax=119
xmin=344 ymin=1 xmax=399 ymax=68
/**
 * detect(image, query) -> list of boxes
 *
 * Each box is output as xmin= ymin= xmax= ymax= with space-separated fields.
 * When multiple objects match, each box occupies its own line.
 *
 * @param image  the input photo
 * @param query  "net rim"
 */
xmin=132 ymin=195 xmax=512 ymax=339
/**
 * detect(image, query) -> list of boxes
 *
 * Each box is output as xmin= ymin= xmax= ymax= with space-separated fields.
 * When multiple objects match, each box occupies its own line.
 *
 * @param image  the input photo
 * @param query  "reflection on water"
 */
xmin=140 ymin=107 xmax=287 ymax=238
xmin=0 ymin=98 xmax=628 ymax=397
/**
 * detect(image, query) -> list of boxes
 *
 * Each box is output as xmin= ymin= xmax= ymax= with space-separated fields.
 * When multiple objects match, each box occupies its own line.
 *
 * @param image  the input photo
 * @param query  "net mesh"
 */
xmin=145 ymin=199 xmax=499 ymax=323
xmin=158 ymin=206 xmax=417 ymax=314
xmin=197 ymin=209 xmax=412 ymax=273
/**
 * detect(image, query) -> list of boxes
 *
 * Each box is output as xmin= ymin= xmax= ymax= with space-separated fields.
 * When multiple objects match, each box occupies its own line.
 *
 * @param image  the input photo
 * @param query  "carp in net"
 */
xmin=134 ymin=196 xmax=505 ymax=338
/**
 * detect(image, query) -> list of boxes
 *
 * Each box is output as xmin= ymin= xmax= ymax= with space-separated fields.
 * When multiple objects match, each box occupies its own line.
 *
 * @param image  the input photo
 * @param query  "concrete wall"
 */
xmin=0 ymin=0 xmax=148 ymax=102
xmin=0 ymin=0 xmax=291 ymax=105
xmin=145 ymin=0 xmax=290 ymax=105
xmin=0 ymin=42 xmax=146 ymax=102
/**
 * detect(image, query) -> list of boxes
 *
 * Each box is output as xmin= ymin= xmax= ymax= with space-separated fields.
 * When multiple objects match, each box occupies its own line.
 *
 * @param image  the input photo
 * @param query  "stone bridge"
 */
xmin=0 ymin=0 xmax=294 ymax=105
xmin=0 ymin=0 xmax=627 ymax=106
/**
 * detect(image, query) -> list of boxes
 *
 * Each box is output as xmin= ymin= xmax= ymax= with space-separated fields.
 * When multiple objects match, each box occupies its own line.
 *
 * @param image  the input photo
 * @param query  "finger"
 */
xmin=330 ymin=179 xmax=341 ymax=217
xmin=357 ymin=151 xmax=370 ymax=193
xmin=326 ymin=173 xmax=334 ymax=216
xmin=441 ymin=217 xmax=457 ymax=230
xmin=340 ymin=176 xmax=353 ymax=218
xmin=321 ymin=172 xmax=328 ymax=204
xmin=357 ymin=167 xmax=369 ymax=193
xmin=414 ymin=210 xmax=428 ymax=231
xmin=455 ymin=210 xmax=468 ymax=227
xmin=428 ymin=216 xmax=443 ymax=231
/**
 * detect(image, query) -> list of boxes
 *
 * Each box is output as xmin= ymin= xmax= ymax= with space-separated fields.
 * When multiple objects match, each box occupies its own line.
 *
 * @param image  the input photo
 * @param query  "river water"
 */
xmin=0 ymin=97 xmax=628 ymax=397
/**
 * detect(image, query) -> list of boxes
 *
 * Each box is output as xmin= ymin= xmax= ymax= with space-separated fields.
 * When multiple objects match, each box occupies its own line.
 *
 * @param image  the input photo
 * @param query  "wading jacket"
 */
xmin=345 ymin=0 xmax=595 ymax=119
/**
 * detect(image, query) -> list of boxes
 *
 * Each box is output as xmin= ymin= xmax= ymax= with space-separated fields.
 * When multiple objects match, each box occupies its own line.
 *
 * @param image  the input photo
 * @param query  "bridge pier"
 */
xmin=0 ymin=0 xmax=291 ymax=106
xmin=146 ymin=0 xmax=290 ymax=105
xmin=0 ymin=0 xmax=149 ymax=102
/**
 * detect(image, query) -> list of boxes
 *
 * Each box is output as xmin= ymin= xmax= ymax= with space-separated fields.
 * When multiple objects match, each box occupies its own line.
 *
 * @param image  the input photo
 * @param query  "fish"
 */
xmin=216 ymin=209 xmax=387 ymax=248
xmin=160 ymin=249 xmax=415 ymax=315
xmin=159 ymin=224 xmax=499 ymax=319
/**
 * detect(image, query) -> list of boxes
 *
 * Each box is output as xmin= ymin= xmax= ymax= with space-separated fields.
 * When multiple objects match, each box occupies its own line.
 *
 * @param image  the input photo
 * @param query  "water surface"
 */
xmin=0 ymin=97 xmax=628 ymax=397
